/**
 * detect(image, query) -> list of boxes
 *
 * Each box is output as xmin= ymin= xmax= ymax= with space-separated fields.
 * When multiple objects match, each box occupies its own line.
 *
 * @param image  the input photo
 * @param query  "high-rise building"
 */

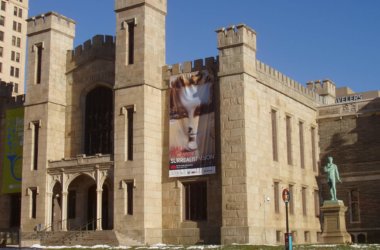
xmin=0 ymin=0 xmax=28 ymax=95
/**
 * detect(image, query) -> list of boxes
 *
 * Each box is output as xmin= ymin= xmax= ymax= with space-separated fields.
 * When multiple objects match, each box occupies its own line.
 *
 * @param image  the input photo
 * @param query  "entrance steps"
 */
xmin=21 ymin=230 xmax=143 ymax=247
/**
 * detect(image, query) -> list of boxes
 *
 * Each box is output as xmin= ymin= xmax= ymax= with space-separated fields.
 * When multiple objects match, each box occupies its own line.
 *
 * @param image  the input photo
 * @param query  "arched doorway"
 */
xmin=84 ymin=86 xmax=113 ymax=156
xmin=51 ymin=182 xmax=62 ymax=231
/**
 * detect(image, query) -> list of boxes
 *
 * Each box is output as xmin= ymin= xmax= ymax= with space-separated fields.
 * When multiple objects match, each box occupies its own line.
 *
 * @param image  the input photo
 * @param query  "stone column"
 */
xmin=321 ymin=200 xmax=352 ymax=244
xmin=61 ymin=191 xmax=68 ymax=231
xmin=96 ymin=189 xmax=103 ymax=231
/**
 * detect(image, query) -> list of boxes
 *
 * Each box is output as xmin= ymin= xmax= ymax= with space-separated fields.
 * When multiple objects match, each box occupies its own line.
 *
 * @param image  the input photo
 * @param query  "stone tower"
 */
xmin=216 ymin=24 xmax=258 ymax=244
xmin=21 ymin=12 xmax=75 ymax=231
xmin=113 ymin=0 xmax=166 ymax=244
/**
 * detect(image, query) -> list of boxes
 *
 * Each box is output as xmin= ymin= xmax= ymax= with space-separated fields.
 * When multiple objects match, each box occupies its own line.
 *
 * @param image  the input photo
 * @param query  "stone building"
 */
xmin=0 ymin=0 xmax=379 ymax=246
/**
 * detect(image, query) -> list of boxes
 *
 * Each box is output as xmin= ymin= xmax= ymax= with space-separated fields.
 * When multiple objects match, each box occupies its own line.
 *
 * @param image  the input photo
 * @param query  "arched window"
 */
xmin=85 ymin=87 xmax=113 ymax=155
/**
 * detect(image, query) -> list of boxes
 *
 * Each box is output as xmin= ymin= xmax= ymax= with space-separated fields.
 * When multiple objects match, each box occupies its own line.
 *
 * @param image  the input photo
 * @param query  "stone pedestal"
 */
xmin=321 ymin=200 xmax=352 ymax=244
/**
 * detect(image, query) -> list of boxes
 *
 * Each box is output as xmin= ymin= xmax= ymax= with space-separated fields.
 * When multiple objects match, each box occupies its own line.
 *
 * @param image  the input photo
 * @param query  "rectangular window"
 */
xmin=13 ymin=20 xmax=16 ymax=31
xmin=10 ymin=66 xmax=14 ymax=76
xmin=127 ymin=21 xmax=135 ymax=64
xmin=302 ymin=187 xmax=307 ymax=216
xmin=17 ymin=22 xmax=21 ymax=32
xmin=0 ymin=15 xmax=4 ymax=26
xmin=18 ymin=8 xmax=22 ymax=18
xmin=0 ymin=62 xmax=2 ymax=73
xmin=311 ymin=127 xmax=317 ymax=172
xmin=68 ymin=190 xmax=76 ymax=219
xmin=11 ymin=51 xmax=15 ymax=61
xmin=184 ymin=182 xmax=207 ymax=221
xmin=271 ymin=109 xmax=278 ymax=161
xmin=16 ymin=52 xmax=20 ymax=62
xmin=16 ymin=37 xmax=21 ymax=47
xmin=299 ymin=121 xmax=305 ymax=168
xmin=35 ymin=43 xmax=43 ymax=84
xmin=286 ymin=115 xmax=293 ymax=165
xmin=127 ymin=182 xmax=133 ymax=215
xmin=12 ymin=36 xmax=16 ymax=46
xmin=314 ymin=189 xmax=320 ymax=217
xmin=1 ymin=1 xmax=6 ymax=11
xmin=274 ymin=181 xmax=280 ymax=214
xmin=15 ymin=67 xmax=19 ymax=78
xmin=14 ymin=83 xmax=18 ymax=93
xmin=276 ymin=230 xmax=282 ymax=243
xmin=127 ymin=107 xmax=134 ymax=160
xmin=350 ymin=189 xmax=360 ymax=223
xmin=32 ymin=121 xmax=40 ymax=170
xmin=31 ymin=188 xmax=37 ymax=219
xmin=13 ymin=6 xmax=17 ymax=16
xmin=0 ymin=46 xmax=3 ymax=57
xmin=0 ymin=31 xmax=4 ymax=41
xmin=10 ymin=193 xmax=21 ymax=227
xmin=289 ymin=184 xmax=294 ymax=215
xmin=304 ymin=231 xmax=310 ymax=243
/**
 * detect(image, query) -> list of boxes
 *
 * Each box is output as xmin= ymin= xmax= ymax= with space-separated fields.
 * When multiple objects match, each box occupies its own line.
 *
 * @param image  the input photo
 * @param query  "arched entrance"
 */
xmin=51 ymin=182 xmax=62 ymax=231
xmin=66 ymin=174 xmax=113 ymax=230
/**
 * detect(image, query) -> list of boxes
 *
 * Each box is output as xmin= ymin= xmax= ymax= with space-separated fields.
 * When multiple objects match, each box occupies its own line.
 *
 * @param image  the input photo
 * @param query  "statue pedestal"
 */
xmin=321 ymin=200 xmax=352 ymax=244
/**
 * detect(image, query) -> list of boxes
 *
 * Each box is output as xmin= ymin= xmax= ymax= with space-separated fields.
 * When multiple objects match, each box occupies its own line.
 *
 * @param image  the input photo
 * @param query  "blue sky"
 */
xmin=29 ymin=0 xmax=380 ymax=92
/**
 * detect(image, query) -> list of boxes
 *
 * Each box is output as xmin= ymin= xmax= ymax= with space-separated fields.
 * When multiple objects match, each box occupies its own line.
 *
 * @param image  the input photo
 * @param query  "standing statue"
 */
xmin=324 ymin=156 xmax=342 ymax=201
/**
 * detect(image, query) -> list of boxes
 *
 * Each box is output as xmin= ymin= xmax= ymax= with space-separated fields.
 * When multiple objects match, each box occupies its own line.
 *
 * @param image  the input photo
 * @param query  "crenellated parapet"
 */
xmin=162 ymin=57 xmax=218 ymax=83
xmin=27 ymin=12 xmax=75 ymax=38
xmin=216 ymin=24 xmax=256 ymax=51
xmin=0 ymin=82 xmax=25 ymax=107
xmin=256 ymin=60 xmax=326 ymax=107
xmin=66 ymin=35 xmax=116 ymax=70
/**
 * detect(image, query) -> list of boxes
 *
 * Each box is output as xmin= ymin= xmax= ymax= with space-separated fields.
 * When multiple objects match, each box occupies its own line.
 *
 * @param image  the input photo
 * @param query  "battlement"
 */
xmin=256 ymin=60 xmax=325 ymax=104
xmin=216 ymin=24 xmax=256 ymax=51
xmin=67 ymin=35 xmax=116 ymax=68
xmin=115 ymin=0 xmax=167 ymax=14
xmin=306 ymin=79 xmax=336 ymax=97
xmin=162 ymin=57 xmax=218 ymax=81
xmin=0 ymin=81 xmax=13 ymax=98
xmin=27 ymin=11 xmax=75 ymax=37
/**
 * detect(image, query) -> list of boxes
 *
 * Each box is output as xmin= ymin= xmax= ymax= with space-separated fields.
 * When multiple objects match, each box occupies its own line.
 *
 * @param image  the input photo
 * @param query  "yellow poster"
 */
xmin=1 ymin=107 xmax=23 ymax=194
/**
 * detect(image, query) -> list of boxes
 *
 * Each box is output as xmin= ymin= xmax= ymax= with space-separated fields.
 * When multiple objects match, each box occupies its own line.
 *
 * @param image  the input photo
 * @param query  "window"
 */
xmin=126 ymin=182 xmax=133 ymax=215
xmin=276 ymin=230 xmax=282 ymax=243
xmin=85 ymin=87 xmax=113 ymax=155
xmin=271 ymin=109 xmax=278 ymax=161
xmin=127 ymin=107 xmax=134 ymax=160
xmin=302 ymin=187 xmax=307 ymax=216
xmin=13 ymin=21 xmax=21 ymax=32
xmin=274 ymin=181 xmax=280 ymax=213
xmin=304 ymin=231 xmax=310 ymax=243
xmin=1 ymin=1 xmax=5 ymax=11
xmin=0 ymin=15 xmax=4 ymax=26
xmin=0 ymin=31 xmax=4 ymax=41
xmin=0 ymin=46 xmax=3 ymax=57
xmin=314 ymin=189 xmax=320 ymax=217
xmin=184 ymin=182 xmax=207 ymax=221
xmin=31 ymin=121 xmax=40 ymax=170
xmin=349 ymin=189 xmax=360 ymax=223
xmin=289 ymin=184 xmax=294 ymax=215
xmin=15 ymin=67 xmax=19 ymax=78
xmin=0 ymin=62 xmax=2 ymax=73
xmin=127 ymin=21 xmax=135 ymax=64
xmin=14 ymin=83 xmax=18 ymax=93
xmin=13 ymin=6 xmax=17 ymax=16
xmin=311 ymin=127 xmax=317 ymax=172
xmin=17 ymin=22 xmax=21 ymax=32
xmin=18 ymin=8 xmax=22 ymax=18
xmin=35 ymin=43 xmax=43 ymax=84
xmin=12 ymin=36 xmax=16 ymax=46
xmin=10 ymin=66 xmax=14 ymax=76
xmin=29 ymin=188 xmax=38 ymax=219
xmin=299 ymin=121 xmax=305 ymax=168
xmin=286 ymin=115 xmax=293 ymax=165
xmin=12 ymin=20 xmax=16 ymax=30
xmin=68 ymin=190 xmax=76 ymax=219
xmin=11 ymin=51 xmax=20 ymax=62
xmin=16 ymin=37 xmax=21 ymax=47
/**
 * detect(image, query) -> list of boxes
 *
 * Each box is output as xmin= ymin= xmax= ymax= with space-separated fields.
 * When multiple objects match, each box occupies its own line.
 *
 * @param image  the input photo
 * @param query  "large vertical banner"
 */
xmin=1 ymin=107 xmax=24 ymax=193
xmin=169 ymin=70 xmax=216 ymax=177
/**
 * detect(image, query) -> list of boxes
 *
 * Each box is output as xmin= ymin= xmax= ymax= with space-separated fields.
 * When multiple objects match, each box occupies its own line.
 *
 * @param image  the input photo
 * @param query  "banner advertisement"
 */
xmin=169 ymin=70 xmax=216 ymax=177
xmin=1 ymin=107 xmax=24 ymax=194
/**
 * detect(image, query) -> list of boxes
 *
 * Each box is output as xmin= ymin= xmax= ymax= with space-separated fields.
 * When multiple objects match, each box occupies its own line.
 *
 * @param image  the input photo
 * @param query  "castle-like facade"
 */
xmin=0 ymin=0 xmax=379 ymax=246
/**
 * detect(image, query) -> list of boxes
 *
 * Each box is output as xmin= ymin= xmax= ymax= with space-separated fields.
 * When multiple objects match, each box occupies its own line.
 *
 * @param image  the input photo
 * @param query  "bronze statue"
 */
xmin=324 ymin=156 xmax=342 ymax=201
